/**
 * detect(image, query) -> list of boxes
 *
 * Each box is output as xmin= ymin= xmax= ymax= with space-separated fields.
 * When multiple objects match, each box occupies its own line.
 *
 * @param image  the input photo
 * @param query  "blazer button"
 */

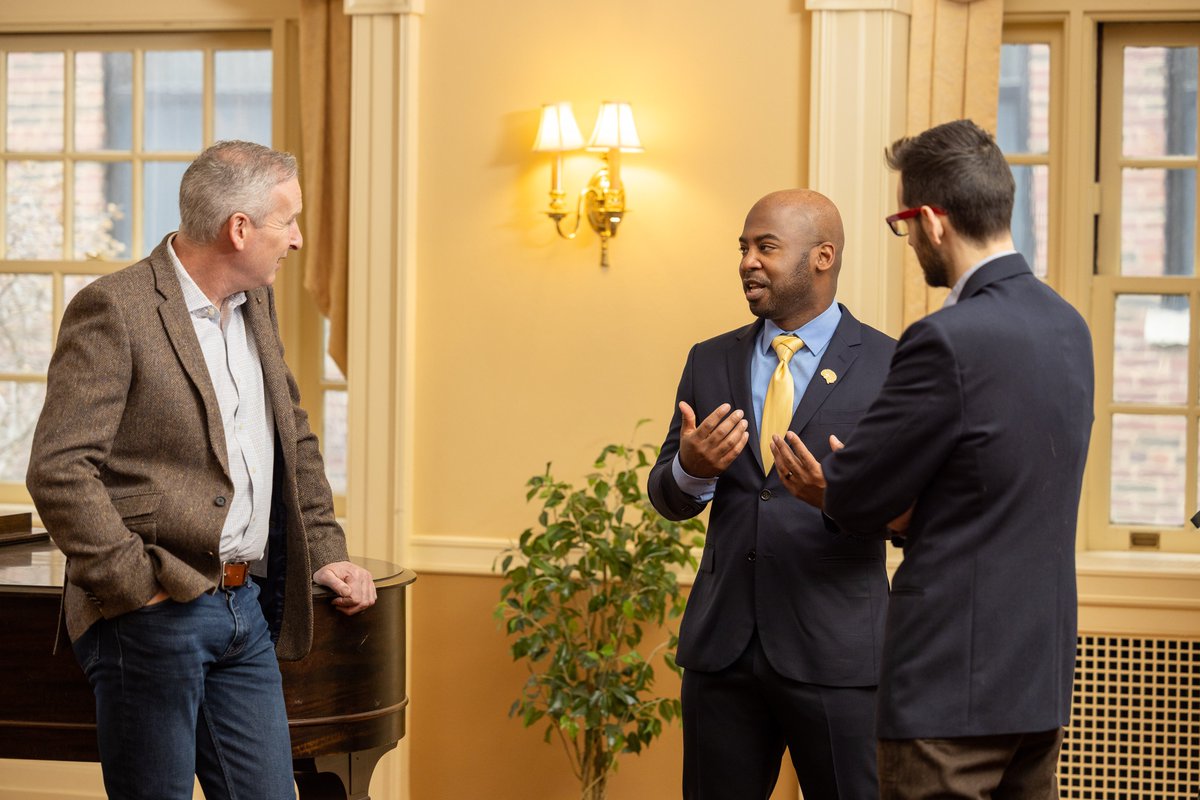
xmin=760 ymin=489 xmax=772 ymax=501
xmin=214 ymin=496 xmax=227 ymax=507
xmin=746 ymin=549 xmax=756 ymax=562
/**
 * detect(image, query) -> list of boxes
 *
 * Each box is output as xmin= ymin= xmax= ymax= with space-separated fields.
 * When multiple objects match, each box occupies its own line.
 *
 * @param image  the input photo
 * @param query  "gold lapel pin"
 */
xmin=820 ymin=369 xmax=837 ymax=385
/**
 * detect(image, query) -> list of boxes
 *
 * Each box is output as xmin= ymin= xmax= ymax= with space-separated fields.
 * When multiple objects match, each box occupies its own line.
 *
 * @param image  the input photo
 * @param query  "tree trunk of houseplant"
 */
xmin=580 ymin=730 xmax=609 ymax=800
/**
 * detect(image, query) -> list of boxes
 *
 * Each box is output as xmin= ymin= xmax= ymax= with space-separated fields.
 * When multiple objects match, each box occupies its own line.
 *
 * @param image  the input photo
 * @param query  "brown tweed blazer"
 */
xmin=27 ymin=236 xmax=349 ymax=661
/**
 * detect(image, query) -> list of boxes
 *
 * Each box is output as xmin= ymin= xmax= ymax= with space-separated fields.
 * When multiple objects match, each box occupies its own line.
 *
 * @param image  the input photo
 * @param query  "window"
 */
xmin=1092 ymin=23 xmax=1200 ymax=553
xmin=321 ymin=320 xmax=348 ymax=498
xmin=1000 ymin=16 xmax=1200 ymax=554
xmin=999 ymin=26 xmax=1061 ymax=285
xmin=0 ymin=31 xmax=277 ymax=504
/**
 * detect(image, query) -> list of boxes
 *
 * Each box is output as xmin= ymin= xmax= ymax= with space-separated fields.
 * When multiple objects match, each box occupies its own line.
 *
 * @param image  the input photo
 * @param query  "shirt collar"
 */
xmin=758 ymin=301 xmax=842 ymax=358
xmin=943 ymin=249 xmax=1018 ymax=308
xmin=167 ymin=234 xmax=247 ymax=317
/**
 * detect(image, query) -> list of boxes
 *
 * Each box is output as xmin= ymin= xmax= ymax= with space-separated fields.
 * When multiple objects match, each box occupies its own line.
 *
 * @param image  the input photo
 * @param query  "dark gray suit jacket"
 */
xmin=824 ymin=254 xmax=1094 ymax=738
xmin=649 ymin=306 xmax=894 ymax=686
xmin=27 ymin=236 xmax=348 ymax=661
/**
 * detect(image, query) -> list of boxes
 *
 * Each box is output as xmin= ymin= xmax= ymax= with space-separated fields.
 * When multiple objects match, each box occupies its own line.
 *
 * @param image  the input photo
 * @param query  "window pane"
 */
xmin=0 ymin=274 xmax=52 ymax=372
xmin=64 ymin=274 xmax=98 ymax=311
xmin=323 ymin=389 xmax=347 ymax=496
xmin=143 ymin=161 xmax=187 ymax=255
xmin=322 ymin=319 xmax=345 ymax=382
xmin=998 ymin=43 xmax=1051 ymax=155
xmin=1120 ymin=168 xmax=1196 ymax=276
xmin=144 ymin=51 xmax=202 ymax=152
xmin=74 ymin=161 xmax=132 ymax=260
xmin=6 ymin=160 xmax=64 ymax=259
xmin=0 ymin=382 xmax=45 ymax=483
xmin=1113 ymin=294 xmax=1188 ymax=405
xmin=1123 ymin=46 xmax=1198 ymax=158
xmin=1011 ymin=164 xmax=1049 ymax=278
xmin=1110 ymin=413 xmax=1186 ymax=526
xmin=214 ymin=50 xmax=272 ymax=145
xmin=75 ymin=51 xmax=133 ymax=151
xmin=6 ymin=52 xmax=64 ymax=152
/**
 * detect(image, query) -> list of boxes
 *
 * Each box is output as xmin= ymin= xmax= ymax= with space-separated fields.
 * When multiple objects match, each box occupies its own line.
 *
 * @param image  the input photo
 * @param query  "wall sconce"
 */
xmin=533 ymin=100 xmax=643 ymax=268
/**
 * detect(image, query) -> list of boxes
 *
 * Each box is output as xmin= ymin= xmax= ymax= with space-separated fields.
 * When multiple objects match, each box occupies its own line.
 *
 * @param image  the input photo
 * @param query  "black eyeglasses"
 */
xmin=885 ymin=206 xmax=948 ymax=237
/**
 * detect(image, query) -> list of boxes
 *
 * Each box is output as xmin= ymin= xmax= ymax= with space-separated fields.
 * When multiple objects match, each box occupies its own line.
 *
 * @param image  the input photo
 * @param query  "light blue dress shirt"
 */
xmin=672 ymin=301 xmax=843 ymax=501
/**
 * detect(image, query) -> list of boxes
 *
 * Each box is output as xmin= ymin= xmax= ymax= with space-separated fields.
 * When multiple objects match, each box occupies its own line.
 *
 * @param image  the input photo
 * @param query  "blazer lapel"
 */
xmin=729 ymin=320 xmax=765 ymax=473
xmin=151 ymin=248 xmax=231 ymax=480
xmin=790 ymin=305 xmax=862 ymax=436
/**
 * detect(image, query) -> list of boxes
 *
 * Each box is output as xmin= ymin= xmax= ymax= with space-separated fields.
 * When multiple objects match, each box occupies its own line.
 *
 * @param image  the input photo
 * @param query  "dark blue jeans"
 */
xmin=72 ymin=580 xmax=295 ymax=800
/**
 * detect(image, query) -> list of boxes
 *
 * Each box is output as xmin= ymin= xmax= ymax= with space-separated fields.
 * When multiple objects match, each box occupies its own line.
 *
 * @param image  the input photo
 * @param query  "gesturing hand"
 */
xmin=678 ymin=401 xmax=749 ymax=478
xmin=771 ymin=431 xmax=840 ymax=509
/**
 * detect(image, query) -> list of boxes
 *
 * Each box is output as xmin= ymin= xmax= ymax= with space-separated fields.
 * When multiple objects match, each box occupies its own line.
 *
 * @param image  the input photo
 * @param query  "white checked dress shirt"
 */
xmin=169 ymin=237 xmax=275 ymax=564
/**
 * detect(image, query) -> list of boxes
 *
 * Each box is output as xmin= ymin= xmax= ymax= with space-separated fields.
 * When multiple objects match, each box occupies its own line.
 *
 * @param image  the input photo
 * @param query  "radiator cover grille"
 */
xmin=1061 ymin=636 xmax=1200 ymax=799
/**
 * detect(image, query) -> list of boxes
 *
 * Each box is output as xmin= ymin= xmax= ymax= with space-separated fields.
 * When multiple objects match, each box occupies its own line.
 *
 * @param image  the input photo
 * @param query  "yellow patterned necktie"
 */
xmin=761 ymin=334 xmax=805 ymax=475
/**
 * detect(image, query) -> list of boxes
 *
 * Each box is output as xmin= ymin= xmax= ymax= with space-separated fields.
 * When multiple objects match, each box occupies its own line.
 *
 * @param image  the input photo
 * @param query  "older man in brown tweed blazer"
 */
xmin=27 ymin=141 xmax=374 ymax=800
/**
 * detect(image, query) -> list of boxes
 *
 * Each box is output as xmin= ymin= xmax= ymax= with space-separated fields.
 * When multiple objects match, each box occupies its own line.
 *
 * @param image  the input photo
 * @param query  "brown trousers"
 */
xmin=878 ymin=728 xmax=1063 ymax=800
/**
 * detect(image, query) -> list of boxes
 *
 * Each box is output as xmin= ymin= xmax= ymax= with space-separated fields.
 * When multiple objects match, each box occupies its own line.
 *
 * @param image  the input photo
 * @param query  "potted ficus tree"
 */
xmin=494 ymin=432 xmax=705 ymax=800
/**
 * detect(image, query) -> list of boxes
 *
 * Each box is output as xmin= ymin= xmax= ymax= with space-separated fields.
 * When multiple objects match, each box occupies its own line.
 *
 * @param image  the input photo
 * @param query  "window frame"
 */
xmin=1089 ymin=22 xmax=1200 ymax=553
xmin=1000 ymin=24 xmax=1065 ymax=290
xmin=0 ymin=25 xmax=344 ymax=514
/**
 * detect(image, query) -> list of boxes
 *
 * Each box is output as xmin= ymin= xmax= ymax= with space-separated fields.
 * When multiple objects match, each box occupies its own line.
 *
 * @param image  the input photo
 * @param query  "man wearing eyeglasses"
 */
xmin=648 ymin=189 xmax=896 ymax=799
xmin=772 ymin=119 xmax=1094 ymax=799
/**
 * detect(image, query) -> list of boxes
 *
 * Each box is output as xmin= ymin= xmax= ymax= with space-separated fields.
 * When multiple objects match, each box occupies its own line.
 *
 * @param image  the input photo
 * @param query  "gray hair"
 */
xmin=178 ymin=141 xmax=298 ymax=244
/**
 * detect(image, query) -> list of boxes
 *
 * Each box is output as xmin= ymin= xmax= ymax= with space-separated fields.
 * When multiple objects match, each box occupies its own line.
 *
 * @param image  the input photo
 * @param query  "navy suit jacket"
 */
xmin=649 ymin=306 xmax=895 ymax=686
xmin=823 ymin=254 xmax=1094 ymax=739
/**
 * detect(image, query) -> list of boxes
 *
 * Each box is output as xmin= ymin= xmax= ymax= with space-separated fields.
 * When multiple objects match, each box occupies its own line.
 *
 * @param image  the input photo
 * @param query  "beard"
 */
xmin=746 ymin=251 xmax=813 ymax=322
xmin=912 ymin=224 xmax=951 ymax=289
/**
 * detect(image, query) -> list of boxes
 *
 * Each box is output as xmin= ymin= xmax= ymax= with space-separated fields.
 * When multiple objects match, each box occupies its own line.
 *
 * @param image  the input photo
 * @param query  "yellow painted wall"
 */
xmin=414 ymin=0 xmax=811 ymax=542
xmin=411 ymin=574 xmax=800 ymax=799
xmin=410 ymin=2 xmax=813 ymax=794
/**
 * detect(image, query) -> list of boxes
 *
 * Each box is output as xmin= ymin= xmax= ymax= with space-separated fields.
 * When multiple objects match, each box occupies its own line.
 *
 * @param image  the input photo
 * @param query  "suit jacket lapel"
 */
xmin=729 ymin=320 xmax=764 ymax=472
xmin=790 ymin=305 xmax=862 ymax=436
xmin=151 ymin=246 xmax=231 ymax=480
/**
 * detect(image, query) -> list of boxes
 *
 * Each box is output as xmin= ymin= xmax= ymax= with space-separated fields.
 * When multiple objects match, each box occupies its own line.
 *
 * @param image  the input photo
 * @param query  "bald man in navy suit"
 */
xmin=649 ymin=189 xmax=895 ymax=799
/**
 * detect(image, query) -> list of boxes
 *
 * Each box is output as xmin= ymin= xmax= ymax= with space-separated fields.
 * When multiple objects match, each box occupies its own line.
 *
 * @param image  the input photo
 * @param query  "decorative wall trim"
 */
xmin=1076 ymin=550 xmax=1200 ymax=578
xmin=806 ymin=1 xmax=910 ymax=336
xmin=343 ymin=0 xmax=425 ymax=16
xmin=404 ymin=536 xmax=1200 ymax=638
xmin=806 ymin=0 xmax=913 ymax=14
xmin=408 ymin=534 xmax=510 ymax=577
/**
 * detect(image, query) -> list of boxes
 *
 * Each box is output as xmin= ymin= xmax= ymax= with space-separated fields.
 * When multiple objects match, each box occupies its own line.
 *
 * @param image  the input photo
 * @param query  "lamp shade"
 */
xmin=533 ymin=102 xmax=584 ymax=152
xmin=587 ymin=101 xmax=643 ymax=153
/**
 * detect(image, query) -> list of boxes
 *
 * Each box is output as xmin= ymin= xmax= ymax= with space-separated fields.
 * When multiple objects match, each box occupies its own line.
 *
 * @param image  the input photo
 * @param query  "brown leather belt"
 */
xmin=220 ymin=561 xmax=250 ymax=590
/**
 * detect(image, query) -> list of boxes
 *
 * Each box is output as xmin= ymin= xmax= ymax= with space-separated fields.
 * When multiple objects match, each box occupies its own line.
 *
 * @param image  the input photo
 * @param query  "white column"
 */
xmin=342 ymin=1 xmax=423 ymax=798
xmin=805 ymin=0 xmax=911 ymax=337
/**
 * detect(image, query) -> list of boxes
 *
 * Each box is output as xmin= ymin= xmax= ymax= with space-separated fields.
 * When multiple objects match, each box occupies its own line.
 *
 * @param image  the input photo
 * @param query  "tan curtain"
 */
xmin=902 ymin=0 xmax=1004 ymax=327
xmin=298 ymin=0 xmax=352 ymax=376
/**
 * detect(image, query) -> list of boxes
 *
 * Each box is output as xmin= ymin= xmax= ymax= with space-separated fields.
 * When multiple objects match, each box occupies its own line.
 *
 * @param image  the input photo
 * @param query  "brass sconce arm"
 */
xmin=546 ymin=152 xmax=625 ymax=268
xmin=533 ymin=101 xmax=641 ymax=268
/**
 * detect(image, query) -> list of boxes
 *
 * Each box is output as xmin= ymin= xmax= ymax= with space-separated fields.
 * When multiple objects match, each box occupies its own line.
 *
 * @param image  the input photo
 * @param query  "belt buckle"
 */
xmin=220 ymin=561 xmax=249 ymax=590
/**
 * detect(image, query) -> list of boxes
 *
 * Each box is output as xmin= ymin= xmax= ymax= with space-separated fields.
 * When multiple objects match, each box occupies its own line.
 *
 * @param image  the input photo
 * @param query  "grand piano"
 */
xmin=0 ymin=538 xmax=414 ymax=800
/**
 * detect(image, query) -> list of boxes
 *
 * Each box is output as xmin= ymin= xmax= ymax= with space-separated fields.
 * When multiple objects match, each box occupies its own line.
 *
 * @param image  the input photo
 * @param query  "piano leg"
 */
xmin=293 ymin=743 xmax=397 ymax=800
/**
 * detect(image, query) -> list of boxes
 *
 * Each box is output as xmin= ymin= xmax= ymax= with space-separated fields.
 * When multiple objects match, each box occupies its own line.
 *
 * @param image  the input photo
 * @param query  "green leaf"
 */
xmin=500 ymin=429 xmax=702 ymax=791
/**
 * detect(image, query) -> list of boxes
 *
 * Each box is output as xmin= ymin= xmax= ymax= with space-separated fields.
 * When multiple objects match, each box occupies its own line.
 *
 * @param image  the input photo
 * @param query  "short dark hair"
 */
xmin=885 ymin=119 xmax=1014 ymax=243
